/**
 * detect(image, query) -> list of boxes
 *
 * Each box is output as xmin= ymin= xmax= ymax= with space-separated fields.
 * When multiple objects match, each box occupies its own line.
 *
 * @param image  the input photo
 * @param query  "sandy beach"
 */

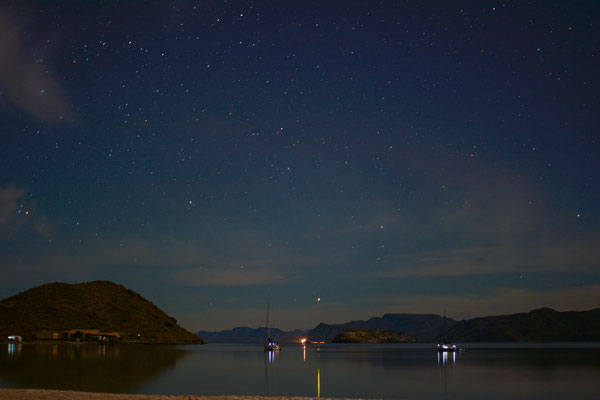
xmin=0 ymin=389 xmax=373 ymax=400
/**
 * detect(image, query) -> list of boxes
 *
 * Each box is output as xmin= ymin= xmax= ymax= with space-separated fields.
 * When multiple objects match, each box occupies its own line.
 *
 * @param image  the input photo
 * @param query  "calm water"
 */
xmin=1 ymin=342 xmax=599 ymax=399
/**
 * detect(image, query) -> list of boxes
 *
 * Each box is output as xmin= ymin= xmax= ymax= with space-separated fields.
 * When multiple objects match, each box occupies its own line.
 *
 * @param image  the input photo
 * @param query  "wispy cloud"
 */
xmin=376 ymin=246 xmax=507 ymax=277
xmin=0 ymin=185 xmax=27 ymax=236
xmin=0 ymin=9 xmax=71 ymax=122
xmin=356 ymin=285 xmax=600 ymax=321
xmin=174 ymin=284 xmax=600 ymax=331
xmin=0 ymin=230 xmax=292 ymax=287
xmin=322 ymin=138 xmax=598 ymax=279
xmin=171 ymin=266 xmax=286 ymax=287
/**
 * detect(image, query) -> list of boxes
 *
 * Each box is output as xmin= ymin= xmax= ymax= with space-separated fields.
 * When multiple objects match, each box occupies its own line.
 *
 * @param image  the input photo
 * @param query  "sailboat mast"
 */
xmin=442 ymin=310 xmax=447 ymax=343
xmin=264 ymin=296 xmax=281 ymax=351
xmin=265 ymin=296 xmax=271 ymax=341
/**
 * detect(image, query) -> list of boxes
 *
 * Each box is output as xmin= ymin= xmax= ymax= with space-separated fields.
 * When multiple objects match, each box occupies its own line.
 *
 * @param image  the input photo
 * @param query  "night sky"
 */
xmin=1 ymin=1 xmax=599 ymax=332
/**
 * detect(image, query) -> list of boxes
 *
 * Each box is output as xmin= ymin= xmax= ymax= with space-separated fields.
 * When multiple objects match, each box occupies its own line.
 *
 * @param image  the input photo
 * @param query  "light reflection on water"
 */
xmin=438 ymin=350 xmax=455 ymax=366
xmin=1 ymin=343 xmax=599 ymax=399
xmin=7 ymin=343 xmax=21 ymax=357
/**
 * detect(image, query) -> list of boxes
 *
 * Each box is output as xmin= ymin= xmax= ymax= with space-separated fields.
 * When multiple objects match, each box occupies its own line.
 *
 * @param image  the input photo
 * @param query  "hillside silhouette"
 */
xmin=446 ymin=307 xmax=600 ymax=342
xmin=0 ymin=281 xmax=201 ymax=344
xmin=197 ymin=308 xmax=600 ymax=343
xmin=197 ymin=313 xmax=452 ymax=343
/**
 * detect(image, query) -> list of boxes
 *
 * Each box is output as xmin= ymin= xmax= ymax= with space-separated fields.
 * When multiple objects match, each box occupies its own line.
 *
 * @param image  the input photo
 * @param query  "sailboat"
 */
xmin=437 ymin=311 xmax=457 ymax=352
xmin=264 ymin=296 xmax=281 ymax=351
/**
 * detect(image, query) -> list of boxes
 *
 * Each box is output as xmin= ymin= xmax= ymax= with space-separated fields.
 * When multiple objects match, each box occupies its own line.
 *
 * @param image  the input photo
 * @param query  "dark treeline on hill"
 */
xmin=0 ymin=281 xmax=201 ymax=344
xmin=445 ymin=307 xmax=600 ymax=342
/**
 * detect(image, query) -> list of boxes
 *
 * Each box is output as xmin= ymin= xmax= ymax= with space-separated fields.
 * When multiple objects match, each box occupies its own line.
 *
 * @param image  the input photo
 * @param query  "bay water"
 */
xmin=1 ymin=342 xmax=599 ymax=399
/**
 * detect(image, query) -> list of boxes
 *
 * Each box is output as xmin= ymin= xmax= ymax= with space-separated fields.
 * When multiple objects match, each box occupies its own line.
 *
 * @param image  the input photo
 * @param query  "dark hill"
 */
xmin=332 ymin=328 xmax=418 ymax=343
xmin=446 ymin=308 xmax=600 ymax=342
xmin=197 ymin=313 xmax=452 ymax=343
xmin=302 ymin=313 xmax=452 ymax=343
xmin=0 ymin=281 xmax=202 ymax=344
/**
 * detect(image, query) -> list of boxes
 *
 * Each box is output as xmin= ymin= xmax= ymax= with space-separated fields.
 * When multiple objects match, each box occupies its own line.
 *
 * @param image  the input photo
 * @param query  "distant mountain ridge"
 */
xmin=197 ymin=308 xmax=600 ymax=343
xmin=446 ymin=307 xmax=600 ymax=342
xmin=332 ymin=328 xmax=418 ymax=343
xmin=197 ymin=313 xmax=453 ymax=343
xmin=0 ymin=281 xmax=202 ymax=344
xmin=196 ymin=326 xmax=306 ymax=343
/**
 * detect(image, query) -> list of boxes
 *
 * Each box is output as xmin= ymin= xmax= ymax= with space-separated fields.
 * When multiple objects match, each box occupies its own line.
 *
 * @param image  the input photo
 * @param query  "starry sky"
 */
xmin=1 ymin=0 xmax=599 ymax=332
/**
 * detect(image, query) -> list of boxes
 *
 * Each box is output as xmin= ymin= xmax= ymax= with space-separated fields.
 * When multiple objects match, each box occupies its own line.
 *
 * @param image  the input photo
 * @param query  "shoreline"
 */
xmin=3 ymin=341 xmax=202 ymax=345
xmin=0 ymin=389 xmax=374 ymax=400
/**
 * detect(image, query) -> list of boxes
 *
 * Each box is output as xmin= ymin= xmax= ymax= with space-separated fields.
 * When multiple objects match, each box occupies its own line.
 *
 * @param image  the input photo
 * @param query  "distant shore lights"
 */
xmin=301 ymin=338 xmax=307 ymax=361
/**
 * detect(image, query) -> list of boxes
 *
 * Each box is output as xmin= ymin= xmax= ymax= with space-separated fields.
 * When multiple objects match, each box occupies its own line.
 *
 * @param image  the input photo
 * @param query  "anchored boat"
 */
xmin=264 ymin=296 xmax=281 ymax=351
xmin=437 ymin=311 xmax=457 ymax=352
